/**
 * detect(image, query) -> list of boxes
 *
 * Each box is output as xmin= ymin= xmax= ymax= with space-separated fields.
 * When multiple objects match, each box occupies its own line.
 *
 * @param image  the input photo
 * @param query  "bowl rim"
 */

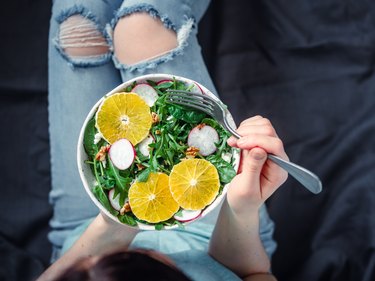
xmin=76 ymin=73 xmax=240 ymax=229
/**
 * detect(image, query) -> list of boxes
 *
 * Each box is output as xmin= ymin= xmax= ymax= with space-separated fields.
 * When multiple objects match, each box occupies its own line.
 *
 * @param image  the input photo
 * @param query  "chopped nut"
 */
xmin=155 ymin=129 xmax=161 ymax=135
xmin=151 ymin=112 xmax=159 ymax=124
xmin=197 ymin=123 xmax=206 ymax=129
xmin=120 ymin=201 xmax=131 ymax=215
xmin=95 ymin=144 xmax=111 ymax=161
xmin=136 ymin=163 xmax=145 ymax=170
xmin=186 ymin=146 xmax=200 ymax=158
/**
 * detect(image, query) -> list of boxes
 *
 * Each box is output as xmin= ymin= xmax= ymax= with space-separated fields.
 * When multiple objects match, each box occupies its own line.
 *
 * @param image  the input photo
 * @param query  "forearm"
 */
xmin=37 ymin=214 xmax=139 ymax=281
xmin=209 ymin=198 xmax=271 ymax=278
xmin=243 ymin=273 xmax=278 ymax=281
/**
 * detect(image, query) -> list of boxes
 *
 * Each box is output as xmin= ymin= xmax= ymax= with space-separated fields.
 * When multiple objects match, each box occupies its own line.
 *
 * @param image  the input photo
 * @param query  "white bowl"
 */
xmin=77 ymin=73 xmax=240 ymax=230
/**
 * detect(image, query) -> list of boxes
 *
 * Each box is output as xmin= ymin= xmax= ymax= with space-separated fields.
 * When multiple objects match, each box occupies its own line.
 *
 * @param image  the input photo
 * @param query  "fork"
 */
xmin=165 ymin=89 xmax=322 ymax=194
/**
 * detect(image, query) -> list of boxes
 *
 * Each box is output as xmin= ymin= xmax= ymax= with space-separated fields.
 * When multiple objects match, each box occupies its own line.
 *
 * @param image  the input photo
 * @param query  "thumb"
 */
xmin=241 ymin=147 xmax=268 ymax=176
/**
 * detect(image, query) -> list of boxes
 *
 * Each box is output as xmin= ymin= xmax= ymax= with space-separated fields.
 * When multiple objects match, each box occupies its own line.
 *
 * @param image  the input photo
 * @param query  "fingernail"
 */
xmin=227 ymin=136 xmax=235 ymax=144
xmin=237 ymin=137 xmax=245 ymax=145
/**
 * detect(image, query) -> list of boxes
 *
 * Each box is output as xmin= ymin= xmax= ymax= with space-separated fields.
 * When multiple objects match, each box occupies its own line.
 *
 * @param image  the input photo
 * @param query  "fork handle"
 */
xmin=266 ymin=154 xmax=322 ymax=194
xmin=227 ymin=125 xmax=322 ymax=194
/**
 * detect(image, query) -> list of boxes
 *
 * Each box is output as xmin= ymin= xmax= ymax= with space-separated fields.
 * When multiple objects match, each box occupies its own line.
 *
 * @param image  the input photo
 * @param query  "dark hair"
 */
xmin=55 ymin=249 xmax=192 ymax=281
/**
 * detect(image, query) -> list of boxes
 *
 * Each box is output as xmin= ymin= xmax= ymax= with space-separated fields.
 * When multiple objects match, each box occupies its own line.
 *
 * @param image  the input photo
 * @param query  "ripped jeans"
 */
xmin=48 ymin=0 xmax=276 ymax=262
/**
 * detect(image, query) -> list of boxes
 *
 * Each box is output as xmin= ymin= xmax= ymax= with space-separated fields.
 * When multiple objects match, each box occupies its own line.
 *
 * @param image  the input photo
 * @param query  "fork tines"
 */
xmin=165 ymin=89 xmax=215 ymax=114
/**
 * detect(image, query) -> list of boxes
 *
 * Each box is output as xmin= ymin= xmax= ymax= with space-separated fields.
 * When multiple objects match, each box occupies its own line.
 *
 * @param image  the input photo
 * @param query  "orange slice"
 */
xmin=169 ymin=159 xmax=220 ymax=210
xmin=96 ymin=92 xmax=152 ymax=145
xmin=128 ymin=173 xmax=179 ymax=223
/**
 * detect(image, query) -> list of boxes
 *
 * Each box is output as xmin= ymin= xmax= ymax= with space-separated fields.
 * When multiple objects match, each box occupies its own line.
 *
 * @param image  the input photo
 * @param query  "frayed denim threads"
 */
xmin=54 ymin=5 xmax=112 ymax=68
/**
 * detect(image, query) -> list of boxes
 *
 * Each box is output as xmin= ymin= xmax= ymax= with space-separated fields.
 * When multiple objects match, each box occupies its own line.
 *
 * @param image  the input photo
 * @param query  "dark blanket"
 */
xmin=0 ymin=1 xmax=52 ymax=281
xmin=1 ymin=1 xmax=375 ymax=281
xmin=0 ymin=92 xmax=52 ymax=281
xmin=200 ymin=1 xmax=375 ymax=280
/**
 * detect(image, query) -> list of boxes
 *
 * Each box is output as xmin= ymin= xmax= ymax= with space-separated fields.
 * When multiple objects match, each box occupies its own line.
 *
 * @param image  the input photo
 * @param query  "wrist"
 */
xmin=226 ymin=198 xmax=260 ymax=224
xmin=220 ymin=199 xmax=261 ymax=238
xmin=92 ymin=214 xmax=139 ymax=252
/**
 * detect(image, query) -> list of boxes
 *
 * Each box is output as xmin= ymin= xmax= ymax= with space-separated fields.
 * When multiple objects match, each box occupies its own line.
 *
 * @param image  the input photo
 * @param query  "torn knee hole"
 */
xmin=59 ymin=15 xmax=109 ymax=57
xmin=113 ymin=12 xmax=178 ymax=65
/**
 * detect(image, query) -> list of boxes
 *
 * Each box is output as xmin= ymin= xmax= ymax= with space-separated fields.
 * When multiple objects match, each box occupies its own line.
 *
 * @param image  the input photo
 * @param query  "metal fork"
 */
xmin=165 ymin=89 xmax=322 ymax=194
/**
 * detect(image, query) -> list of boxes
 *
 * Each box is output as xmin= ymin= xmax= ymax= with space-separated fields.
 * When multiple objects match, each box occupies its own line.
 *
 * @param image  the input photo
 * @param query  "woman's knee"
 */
xmin=58 ymin=14 xmax=109 ymax=58
xmin=113 ymin=12 xmax=178 ymax=65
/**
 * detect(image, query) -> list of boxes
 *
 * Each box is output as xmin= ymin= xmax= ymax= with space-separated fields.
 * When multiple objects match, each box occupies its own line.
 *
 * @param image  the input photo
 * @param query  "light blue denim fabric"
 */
xmin=48 ymin=0 xmax=277 ymax=272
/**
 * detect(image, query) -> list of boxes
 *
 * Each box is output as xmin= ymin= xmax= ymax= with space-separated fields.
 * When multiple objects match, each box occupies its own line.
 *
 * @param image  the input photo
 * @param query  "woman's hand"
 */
xmin=226 ymin=115 xmax=288 ymax=215
xmin=209 ymin=116 xmax=287 ymax=277
xmin=37 ymin=213 xmax=139 ymax=281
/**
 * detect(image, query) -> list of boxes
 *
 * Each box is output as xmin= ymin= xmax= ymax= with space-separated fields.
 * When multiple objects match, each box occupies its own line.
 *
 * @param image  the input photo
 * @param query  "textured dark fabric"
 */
xmin=0 ymin=92 xmax=52 ymax=280
xmin=199 ymin=1 xmax=375 ymax=281
xmin=0 ymin=0 xmax=52 ymax=279
xmin=0 ymin=0 xmax=51 ymax=92
xmin=1 ymin=0 xmax=375 ymax=281
xmin=0 ymin=234 xmax=45 ymax=281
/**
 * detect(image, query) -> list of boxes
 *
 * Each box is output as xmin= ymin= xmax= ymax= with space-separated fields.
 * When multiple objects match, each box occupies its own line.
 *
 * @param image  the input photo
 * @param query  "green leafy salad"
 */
xmin=82 ymin=77 xmax=238 ymax=230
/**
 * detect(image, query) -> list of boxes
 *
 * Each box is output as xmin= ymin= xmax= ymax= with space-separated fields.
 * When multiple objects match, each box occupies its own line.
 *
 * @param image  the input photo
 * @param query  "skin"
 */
xmin=209 ymin=115 xmax=288 ymax=280
xmin=62 ymin=12 xmax=177 ymax=64
xmin=113 ymin=12 xmax=178 ymax=65
xmin=37 ymin=115 xmax=287 ymax=281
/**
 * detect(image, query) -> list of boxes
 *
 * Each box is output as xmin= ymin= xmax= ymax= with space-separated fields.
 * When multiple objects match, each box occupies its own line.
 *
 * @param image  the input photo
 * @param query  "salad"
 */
xmin=81 ymin=76 xmax=238 ymax=230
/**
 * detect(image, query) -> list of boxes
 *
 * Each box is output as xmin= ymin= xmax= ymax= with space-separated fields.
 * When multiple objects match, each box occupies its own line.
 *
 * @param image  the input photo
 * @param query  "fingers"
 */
xmin=237 ymin=135 xmax=288 ymax=159
xmin=238 ymin=115 xmax=264 ymax=125
xmin=240 ymin=146 xmax=288 ymax=200
xmin=227 ymin=115 xmax=277 ymax=143
xmin=236 ymin=118 xmax=278 ymax=138
xmin=237 ymin=115 xmax=275 ymax=131
xmin=227 ymin=116 xmax=287 ymax=160
xmin=225 ymin=116 xmax=289 ymax=210
xmin=240 ymin=147 xmax=268 ymax=175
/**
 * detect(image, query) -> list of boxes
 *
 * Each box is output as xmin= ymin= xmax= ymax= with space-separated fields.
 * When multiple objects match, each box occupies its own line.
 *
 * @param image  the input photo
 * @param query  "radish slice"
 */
xmin=174 ymin=209 xmax=202 ymax=222
xmin=156 ymin=79 xmax=173 ymax=85
xmin=187 ymin=124 xmax=219 ymax=156
xmin=109 ymin=138 xmax=136 ymax=170
xmin=108 ymin=188 xmax=121 ymax=211
xmin=189 ymin=82 xmax=204 ymax=94
xmin=138 ymin=134 xmax=154 ymax=157
xmin=131 ymin=83 xmax=159 ymax=107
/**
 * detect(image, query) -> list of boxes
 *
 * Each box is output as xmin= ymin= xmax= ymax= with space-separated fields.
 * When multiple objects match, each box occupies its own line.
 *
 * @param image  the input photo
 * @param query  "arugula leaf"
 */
xmin=167 ymin=105 xmax=206 ymax=124
xmin=206 ymin=155 xmax=237 ymax=184
xmin=137 ymin=167 xmax=151 ymax=182
xmin=154 ymin=81 xmax=174 ymax=89
xmin=155 ymin=223 xmax=164 ymax=230
xmin=99 ymin=175 xmax=116 ymax=190
xmin=83 ymin=117 xmax=98 ymax=158
xmin=118 ymin=214 xmax=137 ymax=226
xmin=146 ymin=80 xmax=157 ymax=87
xmin=123 ymin=81 xmax=137 ymax=92
xmin=173 ymin=79 xmax=188 ymax=90
xmin=92 ymin=185 xmax=118 ymax=216
xmin=107 ymin=157 xmax=131 ymax=195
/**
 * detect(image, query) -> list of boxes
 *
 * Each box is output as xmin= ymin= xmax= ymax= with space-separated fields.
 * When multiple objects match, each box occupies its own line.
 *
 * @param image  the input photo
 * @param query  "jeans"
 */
xmin=48 ymin=0 xmax=276 ymax=262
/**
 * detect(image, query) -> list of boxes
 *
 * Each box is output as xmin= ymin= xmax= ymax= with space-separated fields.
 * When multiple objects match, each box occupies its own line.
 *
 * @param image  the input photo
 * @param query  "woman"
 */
xmin=44 ymin=0 xmax=287 ymax=280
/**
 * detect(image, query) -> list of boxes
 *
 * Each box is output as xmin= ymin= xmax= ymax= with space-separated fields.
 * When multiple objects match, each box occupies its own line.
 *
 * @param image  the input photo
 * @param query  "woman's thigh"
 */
xmin=48 ymin=0 xmax=123 ymax=259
